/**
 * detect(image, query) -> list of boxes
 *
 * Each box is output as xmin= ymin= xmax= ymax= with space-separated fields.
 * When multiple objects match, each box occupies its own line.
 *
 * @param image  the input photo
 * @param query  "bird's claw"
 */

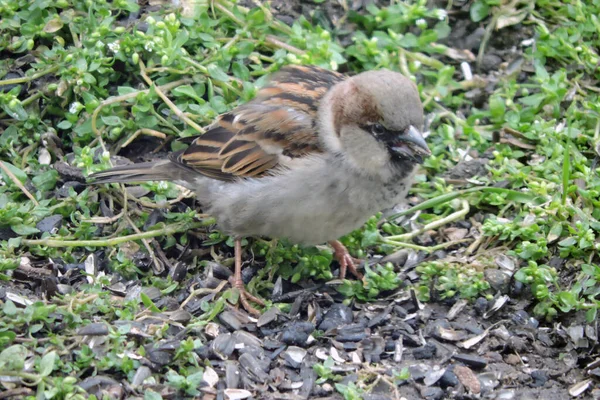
xmin=330 ymin=241 xmax=364 ymax=280
xmin=230 ymin=277 xmax=264 ymax=316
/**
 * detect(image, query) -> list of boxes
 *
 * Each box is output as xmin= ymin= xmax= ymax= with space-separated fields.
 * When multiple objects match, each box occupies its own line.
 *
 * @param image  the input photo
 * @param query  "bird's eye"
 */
xmin=371 ymin=123 xmax=385 ymax=136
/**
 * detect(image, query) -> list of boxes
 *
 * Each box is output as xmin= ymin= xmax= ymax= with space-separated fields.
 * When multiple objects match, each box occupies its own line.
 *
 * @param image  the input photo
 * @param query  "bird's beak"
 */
xmin=388 ymin=126 xmax=431 ymax=163
xmin=400 ymin=126 xmax=430 ymax=156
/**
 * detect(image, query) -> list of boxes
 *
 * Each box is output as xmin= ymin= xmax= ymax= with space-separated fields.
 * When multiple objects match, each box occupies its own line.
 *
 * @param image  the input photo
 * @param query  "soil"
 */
xmin=2 ymin=0 xmax=599 ymax=399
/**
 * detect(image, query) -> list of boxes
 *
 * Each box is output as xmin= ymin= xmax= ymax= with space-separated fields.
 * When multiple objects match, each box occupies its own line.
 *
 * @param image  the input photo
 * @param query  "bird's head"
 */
xmin=319 ymin=69 xmax=430 ymax=177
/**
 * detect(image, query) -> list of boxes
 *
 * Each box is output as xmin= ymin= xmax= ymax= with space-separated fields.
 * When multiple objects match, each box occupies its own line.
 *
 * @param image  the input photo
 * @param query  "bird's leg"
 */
xmin=231 ymin=237 xmax=264 ymax=316
xmin=328 ymin=240 xmax=364 ymax=279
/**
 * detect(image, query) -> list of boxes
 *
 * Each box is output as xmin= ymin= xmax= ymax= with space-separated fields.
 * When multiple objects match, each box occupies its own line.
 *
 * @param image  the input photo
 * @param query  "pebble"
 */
xmin=530 ymin=370 xmax=548 ymax=387
xmin=439 ymin=368 xmax=459 ymax=387
xmin=318 ymin=303 xmax=353 ymax=331
xmin=453 ymin=353 xmax=488 ymax=369
xmin=281 ymin=321 xmax=314 ymax=346
xmin=36 ymin=215 xmax=63 ymax=233
xmin=220 ymin=310 xmax=243 ymax=331
xmin=413 ymin=343 xmax=437 ymax=359
xmin=420 ymin=386 xmax=445 ymax=400
xmin=454 ymin=365 xmax=481 ymax=394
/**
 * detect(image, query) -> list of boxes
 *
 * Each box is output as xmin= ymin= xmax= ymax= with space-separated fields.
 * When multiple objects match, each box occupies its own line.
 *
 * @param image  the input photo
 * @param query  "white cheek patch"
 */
xmin=317 ymin=103 xmax=343 ymax=153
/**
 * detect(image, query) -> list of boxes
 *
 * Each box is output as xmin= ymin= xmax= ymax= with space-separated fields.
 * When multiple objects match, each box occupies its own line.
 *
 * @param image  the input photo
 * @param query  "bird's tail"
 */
xmin=87 ymin=160 xmax=185 ymax=184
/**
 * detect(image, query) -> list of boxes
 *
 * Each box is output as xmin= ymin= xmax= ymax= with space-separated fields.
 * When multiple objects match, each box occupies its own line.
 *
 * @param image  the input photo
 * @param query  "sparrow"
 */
xmin=89 ymin=65 xmax=430 ymax=315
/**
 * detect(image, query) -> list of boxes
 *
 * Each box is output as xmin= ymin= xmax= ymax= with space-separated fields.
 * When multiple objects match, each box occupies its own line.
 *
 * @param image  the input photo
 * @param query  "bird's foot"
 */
xmin=329 ymin=240 xmax=364 ymax=280
xmin=229 ymin=277 xmax=265 ymax=316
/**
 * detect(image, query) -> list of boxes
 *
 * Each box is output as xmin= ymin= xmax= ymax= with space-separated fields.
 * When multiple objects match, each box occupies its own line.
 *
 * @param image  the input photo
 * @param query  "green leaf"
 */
xmin=187 ymin=371 xmax=203 ymax=387
xmin=519 ymin=93 xmax=546 ymax=108
xmin=11 ymin=224 xmax=40 ymax=235
xmin=470 ymin=0 xmax=490 ymax=22
xmin=0 ymin=125 xmax=18 ymax=146
xmin=39 ymin=351 xmax=57 ymax=377
xmin=0 ymin=344 xmax=27 ymax=371
xmin=56 ymin=120 xmax=72 ymax=129
xmin=0 ymin=161 xmax=27 ymax=183
xmin=547 ymin=223 xmax=563 ymax=243
xmin=140 ymin=292 xmax=160 ymax=312
xmin=117 ymin=87 xmax=138 ymax=96
xmin=32 ymin=170 xmax=59 ymax=192
xmin=172 ymin=85 xmax=204 ymax=103
xmin=207 ymin=64 xmax=230 ymax=82
xmin=586 ymin=307 xmax=597 ymax=323
xmin=558 ymin=237 xmax=576 ymax=247
xmin=101 ymin=116 xmax=122 ymax=126
xmin=0 ymin=331 xmax=16 ymax=347
xmin=75 ymin=57 xmax=88 ymax=72
xmin=43 ymin=17 xmax=64 ymax=33
xmin=173 ymin=29 xmax=189 ymax=49
xmin=232 ymin=62 xmax=250 ymax=81
xmin=489 ymin=95 xmax=506 ymax=119
xmin=556 ymin=291 xmax=577 ymax=312
xmin=1 ymin=101 xmax=28 ymax=121
xmin=144 ymin=390 xmax=163 ymax=400
xmin=3 ymin=300 xmax=17 ymax=316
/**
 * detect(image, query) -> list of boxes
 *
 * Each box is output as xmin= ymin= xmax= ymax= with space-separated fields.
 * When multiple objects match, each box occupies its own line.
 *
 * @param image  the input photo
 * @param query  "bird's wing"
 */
xmin=172 ymin=65 xmax=345 ymax=181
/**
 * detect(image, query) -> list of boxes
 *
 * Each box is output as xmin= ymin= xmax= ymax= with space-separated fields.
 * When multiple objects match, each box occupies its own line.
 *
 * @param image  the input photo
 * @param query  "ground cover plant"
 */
xmin=1 ymin=0 xmax=600 ymax=398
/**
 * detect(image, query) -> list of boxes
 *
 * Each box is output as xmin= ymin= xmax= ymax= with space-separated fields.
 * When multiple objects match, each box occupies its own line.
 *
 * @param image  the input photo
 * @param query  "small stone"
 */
xmin=141 ymin=286 xmax=161 ymax=301
xmin=282 ymin=346 xmax=307 ymax=369
xmin=408 ymin=364 xmax=429 ymax=381
xmin=439 ymin=369 xmax=459 ymax=388
xmin=474 ymin=297 xmax=488 ymax=315
xmin=239 ymin=353 xmax=269 ymax=382
xmin=36 ymin=215 xmax=63 ymax=233
xmin=224 ymin=388 xmax=252 ymax=400
xmin=131 ymin=366 xmax=152 ymax=386
xmin=530 ymin=370 xmax=548 ymax=387
xmin=76 ymin=323 xmax=109 ymax=336
xmin=225 ymin=361 xmax=240 ymax=388
xmin=78 ymin=376 xmax=121 ymax=398
xmin=318 ymin=303 xmax=353 ymax=331
xmin=146 ymin=348 xmax=174 ymax=367
xmin=281 ymin=321 xmax=314 ymax=346
xmin=454 ymin=365 xmax=480 ymax=394
xmin=420 ymin=386 xmax=444 ymax=400
xmin=484 ymin=269 xmax=510 ymax=293
xmin=168 ymin=262 xmax=187 ymax=282
xmin=219 ymin=311 xmax=243 ymax=332
xmin=335 ymin=324 xmax=367 ymax=342
xmin=480 ymin=54 xmax=503 ymax=73
xmin=257 ymin=306 xmax=280 ymax=327
xmin=413 ymin=343 xmax=436 ymax=359
xmin=453 ymin=353 xmax=487 ymax=369
xmin=424 ymin=367 xmax=446 ymax=386
xmin=212 ymin=333 xmax=235 ymax=360
xmin=203 ymin=366 xmax=219 ymax=388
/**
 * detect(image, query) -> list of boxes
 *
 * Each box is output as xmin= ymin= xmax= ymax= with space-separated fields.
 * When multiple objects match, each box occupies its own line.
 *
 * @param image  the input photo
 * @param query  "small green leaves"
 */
xmin=470 ymin=0 xmax=490 ymax=22
xmin=39 ymin=351 xmax=58 ymax=377
xmin=416 ymin=261 xmax=491 ymax=301
xmin=337 ymin=263 xmax=400 ymax=301
xmin=0 ymin=344 xmax=27 ymax=371
xmin=207 ymin=64 xmax=230 ymax=82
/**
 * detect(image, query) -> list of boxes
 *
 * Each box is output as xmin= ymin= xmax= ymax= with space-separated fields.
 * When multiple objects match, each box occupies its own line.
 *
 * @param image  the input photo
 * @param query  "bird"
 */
xmin=88 ymin=65 xmax=430 ymax=315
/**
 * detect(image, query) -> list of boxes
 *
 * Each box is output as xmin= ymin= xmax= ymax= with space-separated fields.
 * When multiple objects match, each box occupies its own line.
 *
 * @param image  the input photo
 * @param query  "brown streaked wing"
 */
xmin=177 ymin=65 xmax=346 ymax=181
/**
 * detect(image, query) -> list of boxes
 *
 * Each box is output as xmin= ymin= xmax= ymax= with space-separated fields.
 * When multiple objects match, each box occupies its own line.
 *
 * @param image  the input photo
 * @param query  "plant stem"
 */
xmin=385 ymin=199 xmax=470 ymax=242
xmin=21 ymin=221 xmax=213 ymax=248
xmin=0 ymin=65 xmax=60 ymax=86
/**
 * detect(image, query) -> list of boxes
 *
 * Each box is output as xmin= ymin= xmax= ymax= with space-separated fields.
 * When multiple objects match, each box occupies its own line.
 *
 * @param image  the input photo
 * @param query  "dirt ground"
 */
xmin=2 ymin=0 xmax=599 ymax=399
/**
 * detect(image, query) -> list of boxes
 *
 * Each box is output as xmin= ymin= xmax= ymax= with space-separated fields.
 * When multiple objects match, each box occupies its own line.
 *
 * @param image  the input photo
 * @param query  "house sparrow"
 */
xmin=89 ymin=65 xmax=430 ymax=315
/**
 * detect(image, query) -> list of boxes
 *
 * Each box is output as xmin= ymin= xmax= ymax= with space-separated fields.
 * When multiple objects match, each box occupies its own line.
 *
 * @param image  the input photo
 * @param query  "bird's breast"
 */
xmin=201 ymin=156 xmax=416 ymax=245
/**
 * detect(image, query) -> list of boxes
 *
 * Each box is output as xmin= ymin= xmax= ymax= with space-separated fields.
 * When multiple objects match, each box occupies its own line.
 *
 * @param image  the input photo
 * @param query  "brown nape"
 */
xmin=331 ymin=81 xmax=382 ymax=137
